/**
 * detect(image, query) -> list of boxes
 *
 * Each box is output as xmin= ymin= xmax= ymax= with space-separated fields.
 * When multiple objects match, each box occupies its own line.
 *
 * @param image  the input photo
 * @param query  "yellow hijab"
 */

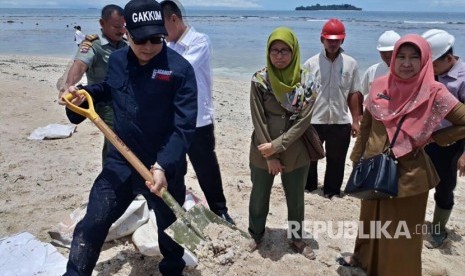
xmin=267 ymin=27 xmax=301 ymax=105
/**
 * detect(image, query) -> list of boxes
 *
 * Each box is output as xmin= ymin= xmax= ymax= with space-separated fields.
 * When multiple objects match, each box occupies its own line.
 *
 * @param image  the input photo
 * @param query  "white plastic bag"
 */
xmin=49 ymin=196 xmax=149 ymax=248
xmin=0 ymin=232 xmax=67 ymax=275
xmin=132 ymin=209 xmax=160 ymax=256
xmin=132 ymin=191 xmax=201 ymax=266
xmin=28 ymin=124 xmax=76 ymax=140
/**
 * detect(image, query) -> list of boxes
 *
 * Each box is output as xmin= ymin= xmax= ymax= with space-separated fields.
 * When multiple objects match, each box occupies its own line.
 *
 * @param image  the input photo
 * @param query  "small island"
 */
xmin=295 ymin=4 xmax=362 ymax=11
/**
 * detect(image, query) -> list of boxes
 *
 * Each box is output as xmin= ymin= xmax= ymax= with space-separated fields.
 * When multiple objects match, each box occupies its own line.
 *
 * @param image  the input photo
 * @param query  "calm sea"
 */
xmin=2 ymin=8 xmax=465 ymax=79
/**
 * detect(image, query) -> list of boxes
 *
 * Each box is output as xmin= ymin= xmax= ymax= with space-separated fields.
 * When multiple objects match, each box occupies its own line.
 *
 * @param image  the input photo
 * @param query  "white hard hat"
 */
xmin=422 ymin=29 xmax=455 ymax=61
xmin=377 ymin=30 xmax=401 ymax=51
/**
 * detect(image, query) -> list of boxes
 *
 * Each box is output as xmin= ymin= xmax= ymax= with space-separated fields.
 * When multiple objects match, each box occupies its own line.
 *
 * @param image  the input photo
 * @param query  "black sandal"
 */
xmin=290 ymin=241 xmax=316 ymax=260
xmin=336 ymin=256 xmax=357 ymax=267
xmin=247 ymin=239 xmax=261 ymax=252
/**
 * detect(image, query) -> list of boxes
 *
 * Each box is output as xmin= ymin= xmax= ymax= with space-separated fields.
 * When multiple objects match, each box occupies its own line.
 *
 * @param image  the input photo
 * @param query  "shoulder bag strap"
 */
xmin=359 ymin=115 xmax=407 ymax=161
xmin=388 ymin=115 xmax=407 ymax=149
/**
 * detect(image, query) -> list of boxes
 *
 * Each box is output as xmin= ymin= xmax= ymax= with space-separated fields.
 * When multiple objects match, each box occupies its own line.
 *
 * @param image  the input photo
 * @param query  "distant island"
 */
xmin=295 ymin=4 xmax=362 ymax=11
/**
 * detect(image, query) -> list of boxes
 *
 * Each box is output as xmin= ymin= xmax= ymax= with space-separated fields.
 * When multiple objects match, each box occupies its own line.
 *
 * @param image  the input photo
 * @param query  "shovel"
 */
xmin=62 ymin=90 xmax=248 ymax=254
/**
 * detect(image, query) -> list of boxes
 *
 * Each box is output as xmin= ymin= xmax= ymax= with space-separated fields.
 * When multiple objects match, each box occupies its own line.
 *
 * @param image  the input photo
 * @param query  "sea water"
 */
xmin=2 ymin=8 xmax=465 ymax=79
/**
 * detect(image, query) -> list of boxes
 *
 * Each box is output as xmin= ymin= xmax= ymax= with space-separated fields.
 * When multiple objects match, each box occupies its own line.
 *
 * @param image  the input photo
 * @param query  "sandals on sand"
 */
xmin=248 ymin=239 xmax=316 ymax=260
xmin=290 ymin=240 xmax=316 ymax=260
xmin=247 ymin=239 xmax=261 ymax=252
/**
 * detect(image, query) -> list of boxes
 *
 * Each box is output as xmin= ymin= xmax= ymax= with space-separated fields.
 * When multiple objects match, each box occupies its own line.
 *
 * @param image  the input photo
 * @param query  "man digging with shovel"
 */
xmin=60 ymin=0 xmax=198 ymax=274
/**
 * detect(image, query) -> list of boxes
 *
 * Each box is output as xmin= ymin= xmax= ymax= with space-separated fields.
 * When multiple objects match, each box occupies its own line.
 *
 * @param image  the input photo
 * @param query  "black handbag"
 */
xmin=344 ymin=116 xmax=406 ymax=200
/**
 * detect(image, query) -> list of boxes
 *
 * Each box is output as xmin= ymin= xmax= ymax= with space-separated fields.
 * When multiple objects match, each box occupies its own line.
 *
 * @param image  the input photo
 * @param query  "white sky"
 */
xmin=1 ymin=0 xmax=465 ymax=12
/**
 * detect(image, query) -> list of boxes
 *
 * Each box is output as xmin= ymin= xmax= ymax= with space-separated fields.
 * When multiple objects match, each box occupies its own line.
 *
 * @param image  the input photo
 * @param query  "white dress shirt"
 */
xmin=167 ymin=26 xmax=214 ymax=127
xmin=360 ymin=61 xmax=389 ymax=96
xmin=302 ymin=49 xmax=361 ymax=124
xmin=75 ymin=30 xmax=85 ymax=45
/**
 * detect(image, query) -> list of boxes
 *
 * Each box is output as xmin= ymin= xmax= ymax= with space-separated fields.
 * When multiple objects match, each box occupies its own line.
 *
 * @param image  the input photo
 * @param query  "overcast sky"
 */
xmin=1 ymin=0 xmax=465 ymax=12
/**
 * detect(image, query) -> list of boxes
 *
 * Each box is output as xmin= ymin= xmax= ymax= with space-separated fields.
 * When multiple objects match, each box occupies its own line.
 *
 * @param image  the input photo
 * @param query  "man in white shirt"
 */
xmin=161 ymin=0 xmax=234 ymax=224
xmin=73 ymin=25 xmax=85 ymax=47
xmin=360 ymin=30 xmax=401 ymax=96
xmin=302 ymin=18 xmax=362 ymax=198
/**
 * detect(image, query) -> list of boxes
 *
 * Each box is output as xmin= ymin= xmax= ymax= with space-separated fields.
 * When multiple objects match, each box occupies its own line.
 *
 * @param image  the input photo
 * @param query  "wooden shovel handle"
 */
xmin=62 ymin=90 xmax=156 ymax=194
xmin=62 ymin=90 xmax=99 ymax=120
xmin=63 ymin=90 xmax=202 ymax=237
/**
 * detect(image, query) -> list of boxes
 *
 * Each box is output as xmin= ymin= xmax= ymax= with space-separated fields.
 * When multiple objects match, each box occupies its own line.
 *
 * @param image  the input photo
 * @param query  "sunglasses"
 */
xmin=130 ymin=34 xmax=165 ymax=45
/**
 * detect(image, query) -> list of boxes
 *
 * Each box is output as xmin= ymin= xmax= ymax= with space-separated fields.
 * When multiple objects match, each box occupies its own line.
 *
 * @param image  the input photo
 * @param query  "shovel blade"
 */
xmin=164 ymin=219 xmax=205 ymax=253
xmin=185 ymin=203 xmax=229 ymax=230
xmin=164 ymin=204 xmax=243 ymax=254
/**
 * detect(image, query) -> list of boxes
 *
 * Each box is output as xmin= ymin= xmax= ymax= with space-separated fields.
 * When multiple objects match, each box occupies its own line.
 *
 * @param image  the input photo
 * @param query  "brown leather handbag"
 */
xmin=302 ymin=125 xmax=325 ymax=161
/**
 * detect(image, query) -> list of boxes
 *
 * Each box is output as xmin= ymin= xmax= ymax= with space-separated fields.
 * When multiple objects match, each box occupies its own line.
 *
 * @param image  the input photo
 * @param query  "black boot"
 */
xmin=425 ymin=206 xmax=451 ymax=249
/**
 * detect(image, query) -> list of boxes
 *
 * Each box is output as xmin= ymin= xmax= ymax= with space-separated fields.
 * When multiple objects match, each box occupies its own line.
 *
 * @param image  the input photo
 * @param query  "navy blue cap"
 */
xmin=124 ymin=0 xmax=167 ymax=41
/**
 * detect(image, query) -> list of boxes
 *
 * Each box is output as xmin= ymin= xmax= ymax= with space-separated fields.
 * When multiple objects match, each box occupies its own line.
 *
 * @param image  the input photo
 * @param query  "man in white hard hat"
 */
xmin=360 ymin=30 xmax=401 ymax=96
xmin=423 ymin=29 xmax=465 ymax=248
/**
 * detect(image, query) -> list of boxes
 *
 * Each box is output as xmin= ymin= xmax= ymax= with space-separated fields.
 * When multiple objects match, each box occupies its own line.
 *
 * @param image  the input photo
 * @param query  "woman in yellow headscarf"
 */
xmin=247 ymin=26 xmax=319 ymax=259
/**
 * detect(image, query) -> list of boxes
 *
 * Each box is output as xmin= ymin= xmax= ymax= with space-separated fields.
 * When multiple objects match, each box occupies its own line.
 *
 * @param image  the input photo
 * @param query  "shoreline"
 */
xmin=0 ymin=53 xmax=380 ymax=83
xmin=0 ymin=54 xmax=253 ymax=82
xmin=1 ymin=54 xmax=465 ymax=275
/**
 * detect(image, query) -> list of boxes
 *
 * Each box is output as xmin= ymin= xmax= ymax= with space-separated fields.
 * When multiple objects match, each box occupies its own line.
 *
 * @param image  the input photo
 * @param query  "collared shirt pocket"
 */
xmin=339 ymin=70 xmax=353 ymax=93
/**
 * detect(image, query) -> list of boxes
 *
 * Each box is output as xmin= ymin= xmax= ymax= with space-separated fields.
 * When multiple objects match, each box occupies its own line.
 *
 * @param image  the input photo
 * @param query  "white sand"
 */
xmin=1 ymin=55 xmax=464 ymax=275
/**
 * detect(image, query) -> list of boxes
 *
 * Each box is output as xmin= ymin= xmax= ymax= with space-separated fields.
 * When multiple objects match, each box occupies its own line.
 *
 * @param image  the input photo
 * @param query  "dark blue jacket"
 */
xmin=67 ymin=44 xmax=198 ymax=188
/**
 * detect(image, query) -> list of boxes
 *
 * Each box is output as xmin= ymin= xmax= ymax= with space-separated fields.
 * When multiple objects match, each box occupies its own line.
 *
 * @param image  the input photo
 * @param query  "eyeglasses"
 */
xmin=269 ymin=48 xmax=292 ymax=56
xmin=130 ymin=34 xmax=165 ymax=45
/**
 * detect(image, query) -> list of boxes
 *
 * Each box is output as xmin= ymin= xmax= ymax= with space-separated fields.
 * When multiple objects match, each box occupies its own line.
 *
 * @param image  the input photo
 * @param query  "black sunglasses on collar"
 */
xmin=130 ymin=34 xmax=165 ymax=45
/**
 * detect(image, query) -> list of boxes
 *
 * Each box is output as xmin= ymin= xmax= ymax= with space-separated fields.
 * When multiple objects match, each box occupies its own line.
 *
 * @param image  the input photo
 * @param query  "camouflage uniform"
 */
xmin=75 ymin=32 xmax=128 ymax=162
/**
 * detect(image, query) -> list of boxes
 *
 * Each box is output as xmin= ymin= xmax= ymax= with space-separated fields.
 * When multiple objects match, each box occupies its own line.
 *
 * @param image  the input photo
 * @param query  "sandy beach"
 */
xmin=1 ymin=54 xmax=465 ymax=275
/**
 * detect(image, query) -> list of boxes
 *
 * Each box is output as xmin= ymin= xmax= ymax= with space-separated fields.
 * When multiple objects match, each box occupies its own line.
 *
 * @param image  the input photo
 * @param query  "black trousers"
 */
xmin=306 ymin=124 xmax=351 ymax=196
xmin=188 ymin=124 xmax=228 ymax=215
xmin=425 ymin=142 xmax=462 ymax=210
xmin=65 ymin=156 xmax=186 ymax=276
